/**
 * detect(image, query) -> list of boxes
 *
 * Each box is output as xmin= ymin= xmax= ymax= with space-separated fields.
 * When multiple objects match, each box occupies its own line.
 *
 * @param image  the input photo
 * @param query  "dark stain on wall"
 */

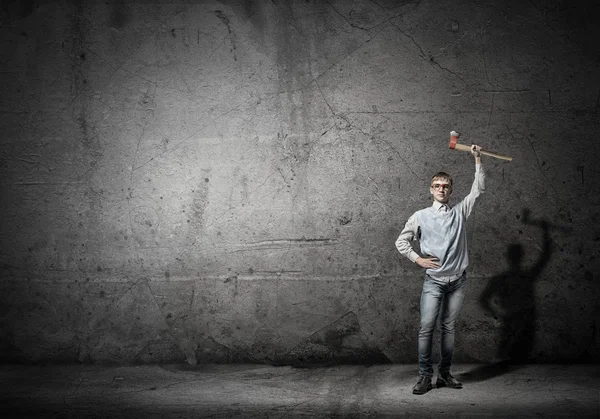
xmin=1 ymin=0 xmax=35 ymax=22
xmin=281 ymin=313 xmax=392 ymax=365
xmin=109 ymin=0 xmax=131 ymax=30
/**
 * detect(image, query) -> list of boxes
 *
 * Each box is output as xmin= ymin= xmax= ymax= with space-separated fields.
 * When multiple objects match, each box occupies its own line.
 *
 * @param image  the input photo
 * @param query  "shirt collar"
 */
xmin=432 ymin=201 xmax=451 ymax=211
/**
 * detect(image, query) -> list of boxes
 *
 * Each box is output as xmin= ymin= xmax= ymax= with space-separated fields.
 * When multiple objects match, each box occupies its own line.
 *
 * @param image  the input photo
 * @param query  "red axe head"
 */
xmin=449 ymin=131 xmax=460 ymax=149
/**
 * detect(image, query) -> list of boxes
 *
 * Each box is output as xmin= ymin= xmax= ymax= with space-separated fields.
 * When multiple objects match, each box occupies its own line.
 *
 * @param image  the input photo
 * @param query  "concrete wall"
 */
xmin=1 ymin=0 xmax=598 ymax=364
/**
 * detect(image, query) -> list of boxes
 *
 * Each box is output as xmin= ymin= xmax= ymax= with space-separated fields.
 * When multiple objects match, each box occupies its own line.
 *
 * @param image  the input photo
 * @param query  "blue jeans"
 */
xmin=418 ymin=273 xmax=467 ymax=377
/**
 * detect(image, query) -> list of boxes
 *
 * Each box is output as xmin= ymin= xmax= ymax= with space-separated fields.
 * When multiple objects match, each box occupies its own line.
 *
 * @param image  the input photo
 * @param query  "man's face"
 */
xmin=430 ymin=180 xmax=452 ymax=203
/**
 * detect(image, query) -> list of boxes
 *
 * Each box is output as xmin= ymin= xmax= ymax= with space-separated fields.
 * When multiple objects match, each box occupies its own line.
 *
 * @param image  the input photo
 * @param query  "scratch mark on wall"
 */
xmin=390 ymin=21 xmax=472 ymax=90
xmin=214 ymin=10 xmax=237 ymax=61
xmin=188 ymin=285 xmax=195 ymax=312
xmin=191 ymin=36 xmax=228 ymax=80
xmin=232 ymin=238 xmax=338 ymax=253
xmin=480 ymin=89 xmax=531 ymax=94
xmin=305 ymin=36 xmax=376 ymax=88
xmin=480 ymin=22 xmax=491 ymax=87
xmin=6 ymin=182 xmax=84 ymax=185
xmin=576 ymin=166 xmax=584 ymax=185
xmin=249 ymin=238 xmax=336 ymax=245
xmin=486 ymin=93 xmax=495 ymax=139
xmin=324 ymin=0 xmax=369 ymax=32
xmin=429 ymin=57 xmax=472 ymax=89
xmin=355 ymin=183 xmax=390 ymax=211
xmin=283 ymin=2 xmax=308 ymax=39
xmin=389 ymin=21 xmax=426 ymax=59
xmin=369 ymin=0 xmax=421 ymax=11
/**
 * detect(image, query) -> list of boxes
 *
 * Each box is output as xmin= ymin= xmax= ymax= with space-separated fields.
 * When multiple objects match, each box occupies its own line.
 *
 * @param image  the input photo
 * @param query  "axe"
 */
xmin=449 ymin=131 xmax=512 ymax=161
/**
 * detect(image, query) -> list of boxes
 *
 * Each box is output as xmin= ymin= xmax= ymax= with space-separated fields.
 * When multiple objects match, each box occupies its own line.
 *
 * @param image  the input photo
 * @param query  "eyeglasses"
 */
xmin=431 ymin=183 xmax=451 ymax=191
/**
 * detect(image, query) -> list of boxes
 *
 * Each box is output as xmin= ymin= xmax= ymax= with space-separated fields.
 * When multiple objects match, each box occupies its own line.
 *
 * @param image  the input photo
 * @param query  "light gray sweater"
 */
xmin=396 ymin=164 xmax=485 ymax=278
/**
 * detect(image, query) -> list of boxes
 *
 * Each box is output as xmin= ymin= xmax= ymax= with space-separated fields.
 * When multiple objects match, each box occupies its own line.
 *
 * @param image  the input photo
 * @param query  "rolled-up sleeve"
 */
xmin=395 ymin=213 xmax=421 ymax=263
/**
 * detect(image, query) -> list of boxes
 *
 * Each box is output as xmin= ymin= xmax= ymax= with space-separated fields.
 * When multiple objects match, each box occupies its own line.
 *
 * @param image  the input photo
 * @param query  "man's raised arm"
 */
xmin=460 ymin=145 xmax=486 ymax=219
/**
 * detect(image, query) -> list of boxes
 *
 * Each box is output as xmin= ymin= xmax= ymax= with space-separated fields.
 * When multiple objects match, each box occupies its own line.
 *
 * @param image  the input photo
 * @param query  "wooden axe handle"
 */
xmin=480 ymin=149 xmax=513 ymax=161
xmin=451 ymin=140 xmax=513 ymax=161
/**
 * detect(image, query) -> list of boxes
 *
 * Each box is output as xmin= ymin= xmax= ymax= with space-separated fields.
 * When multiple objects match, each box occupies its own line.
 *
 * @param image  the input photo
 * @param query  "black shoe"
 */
xmin=412 ymin=376 xmax=432 ymax=395
xmin=436 ymin=372 xmax=463 ymax=389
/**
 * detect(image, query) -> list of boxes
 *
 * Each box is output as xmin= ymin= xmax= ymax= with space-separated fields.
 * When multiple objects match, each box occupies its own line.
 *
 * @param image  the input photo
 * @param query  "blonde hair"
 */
xmin=431 ymin=172 xmax=453 ymax=187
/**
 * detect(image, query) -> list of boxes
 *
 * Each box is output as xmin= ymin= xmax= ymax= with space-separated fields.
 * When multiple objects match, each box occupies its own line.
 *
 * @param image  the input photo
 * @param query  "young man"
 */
xmin=395 ymin=142 xmax=484 ymax=395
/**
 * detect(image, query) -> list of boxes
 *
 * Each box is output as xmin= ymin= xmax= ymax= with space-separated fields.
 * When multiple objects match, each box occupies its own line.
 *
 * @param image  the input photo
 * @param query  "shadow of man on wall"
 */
xmin=461 ymin=209 xmax=552 ymax=382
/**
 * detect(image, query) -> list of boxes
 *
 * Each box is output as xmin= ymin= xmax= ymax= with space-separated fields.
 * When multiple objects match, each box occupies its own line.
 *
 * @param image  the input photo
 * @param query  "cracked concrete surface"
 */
xmin=0 ymin=0 xmax=599 ymax=364
xmin=0 ymin=364 xmax=598 ymax=418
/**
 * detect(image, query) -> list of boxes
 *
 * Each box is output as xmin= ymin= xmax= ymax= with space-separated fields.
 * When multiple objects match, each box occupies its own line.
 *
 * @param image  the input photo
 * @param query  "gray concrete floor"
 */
xmin=0 ymin=363 xmax=598 ymax=418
